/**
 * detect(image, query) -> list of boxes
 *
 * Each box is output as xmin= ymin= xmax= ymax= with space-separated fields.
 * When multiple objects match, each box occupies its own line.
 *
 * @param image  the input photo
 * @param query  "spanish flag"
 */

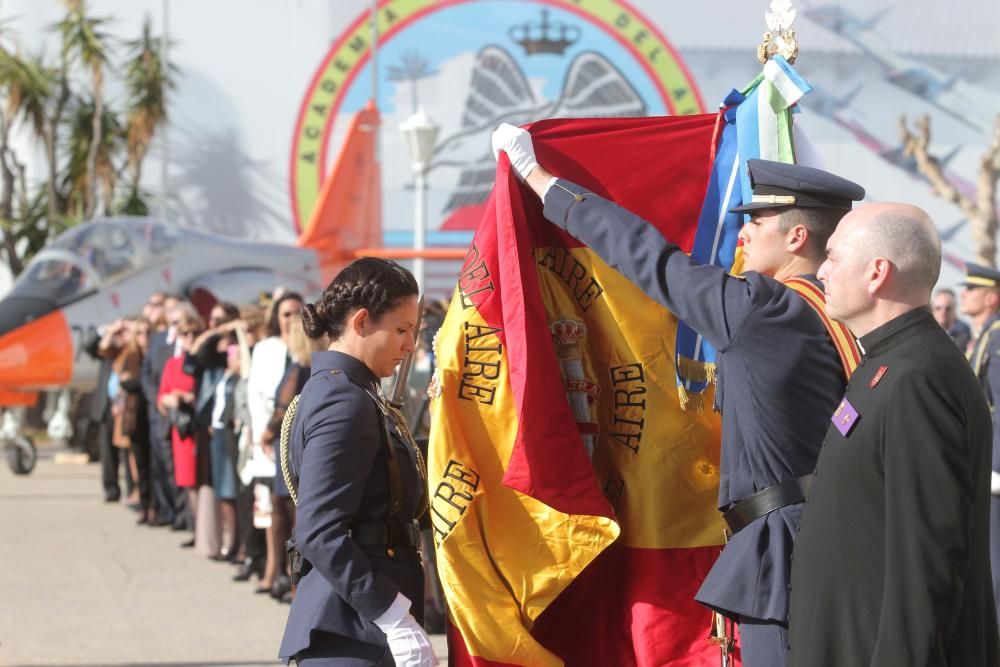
xmin=428 ymin=113 xmax=735 ymax=666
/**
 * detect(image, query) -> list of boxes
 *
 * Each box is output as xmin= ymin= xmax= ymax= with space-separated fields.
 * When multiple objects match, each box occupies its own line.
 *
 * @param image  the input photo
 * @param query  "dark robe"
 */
xmin=789 ymin=307 xmax=999 ymax=666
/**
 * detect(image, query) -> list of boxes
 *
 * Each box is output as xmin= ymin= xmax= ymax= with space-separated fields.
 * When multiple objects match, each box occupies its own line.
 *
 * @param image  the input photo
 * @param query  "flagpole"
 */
xmin=370 ymin=0 xmax=378 ymax=105
xmin=370 ymin=0 xmax=383 ymax=274
xmin=160 ymin=0 xmax=170 ymax=224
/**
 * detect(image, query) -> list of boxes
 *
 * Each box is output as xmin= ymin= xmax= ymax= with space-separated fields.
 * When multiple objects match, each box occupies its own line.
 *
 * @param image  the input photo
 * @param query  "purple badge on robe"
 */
xmin=831 ymin=398 xmax=860 ymax=437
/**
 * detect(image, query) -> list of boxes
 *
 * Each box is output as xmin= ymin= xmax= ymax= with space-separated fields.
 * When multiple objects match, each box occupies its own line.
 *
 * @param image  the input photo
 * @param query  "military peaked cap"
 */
xmin=729 ymin=159 xmax=866 ymax=213
xmin=963 ymin=262 xmax=1000 ymax=288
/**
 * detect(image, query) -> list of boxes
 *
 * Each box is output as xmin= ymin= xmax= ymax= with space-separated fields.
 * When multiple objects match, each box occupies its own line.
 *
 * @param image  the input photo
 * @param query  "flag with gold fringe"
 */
xmin=428 ymin=112 xmax=731 ymax=666
xmin=428 ymin=55 xmax=817 ymax=664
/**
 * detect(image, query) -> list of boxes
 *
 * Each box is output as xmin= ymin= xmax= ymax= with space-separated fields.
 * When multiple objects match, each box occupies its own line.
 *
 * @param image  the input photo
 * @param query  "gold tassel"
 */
xmin=676 ymin=384 xmax=706 ymax=412
xmin=676 ymin=356 xmax=718 ymax=385
xmin=677 ymin=382 xmax=690 ymax=410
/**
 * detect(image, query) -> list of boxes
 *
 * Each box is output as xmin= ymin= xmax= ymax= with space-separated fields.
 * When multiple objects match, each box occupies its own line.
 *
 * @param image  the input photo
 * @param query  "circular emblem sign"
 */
xmin=290 ymin=0 xmax=705 ymax=233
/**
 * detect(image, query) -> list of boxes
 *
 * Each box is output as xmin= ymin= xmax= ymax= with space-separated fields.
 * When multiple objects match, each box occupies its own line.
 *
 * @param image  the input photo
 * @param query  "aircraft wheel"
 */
xmin=5 ymin=435 xmax=37 ymax=475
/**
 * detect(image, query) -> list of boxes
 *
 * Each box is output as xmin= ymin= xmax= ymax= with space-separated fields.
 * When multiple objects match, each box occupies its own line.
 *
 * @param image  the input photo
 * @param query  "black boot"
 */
xmin=232 ymin=556 xmax=264 ymax=582
xmin=270 ymin=575 xmax=292 ymax=600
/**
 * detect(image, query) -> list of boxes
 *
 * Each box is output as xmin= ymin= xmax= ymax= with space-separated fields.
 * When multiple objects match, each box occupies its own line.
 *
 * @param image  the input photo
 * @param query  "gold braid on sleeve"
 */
xmin=279 ymin=394 xmax=301 ymax=506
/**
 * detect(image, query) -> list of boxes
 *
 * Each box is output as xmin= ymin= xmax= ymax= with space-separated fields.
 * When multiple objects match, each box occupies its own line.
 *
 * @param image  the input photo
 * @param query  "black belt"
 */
xmin=722 ymin=474 xmax=814 ymax=536
xmin=350 ymin=520 xmax=421 ymax=548
xmin=287 ymin=519 xmax=421 ymax=587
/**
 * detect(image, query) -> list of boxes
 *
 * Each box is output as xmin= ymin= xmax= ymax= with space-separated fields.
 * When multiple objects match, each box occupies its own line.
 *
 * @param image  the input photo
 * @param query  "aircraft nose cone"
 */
xmin=0 ymin=309 xmax=73 ymax=389
xmin=0 ymin=295 xmax=58 ymax=337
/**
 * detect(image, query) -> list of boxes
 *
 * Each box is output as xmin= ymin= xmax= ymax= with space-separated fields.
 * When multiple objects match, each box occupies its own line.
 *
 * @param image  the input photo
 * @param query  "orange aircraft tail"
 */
xmin=297 ymin=100 xmax=382 ymax=284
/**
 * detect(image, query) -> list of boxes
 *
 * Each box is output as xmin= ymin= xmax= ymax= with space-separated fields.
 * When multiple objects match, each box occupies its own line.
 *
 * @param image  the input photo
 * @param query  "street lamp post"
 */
xmin=399 ymin=110 xmax=439 ymax=293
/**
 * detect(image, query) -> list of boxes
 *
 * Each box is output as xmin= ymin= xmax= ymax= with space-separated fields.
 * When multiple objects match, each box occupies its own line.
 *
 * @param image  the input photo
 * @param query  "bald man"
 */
xmin=788 ymin=204 xmax=999 ymax=666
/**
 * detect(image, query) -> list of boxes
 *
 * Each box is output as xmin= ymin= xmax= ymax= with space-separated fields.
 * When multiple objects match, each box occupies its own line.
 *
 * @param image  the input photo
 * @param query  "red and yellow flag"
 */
xmin=428 ymin=115 xmax=730 ymax=666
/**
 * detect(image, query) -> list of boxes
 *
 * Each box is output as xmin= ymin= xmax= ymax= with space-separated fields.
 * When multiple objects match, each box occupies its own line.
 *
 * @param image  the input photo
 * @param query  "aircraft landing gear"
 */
xmin=5 ymin=435 xmax=37 ymax=475
xmin=46 ymin=389 xmax=73 ymax=444
xmin=2 ymin=408 xmax=36 ymax=475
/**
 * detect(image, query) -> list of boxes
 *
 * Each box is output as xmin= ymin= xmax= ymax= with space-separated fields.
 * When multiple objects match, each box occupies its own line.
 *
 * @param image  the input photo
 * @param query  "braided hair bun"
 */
xmin=300 ymin=302 xmax=328 ymax=339
xmin=303 ymin=257 xmax=419 ymax=340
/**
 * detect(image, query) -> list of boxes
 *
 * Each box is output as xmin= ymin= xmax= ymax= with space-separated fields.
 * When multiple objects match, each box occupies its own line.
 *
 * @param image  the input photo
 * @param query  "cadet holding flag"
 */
xmin=492 ymin=124 xmax=863 ymax=665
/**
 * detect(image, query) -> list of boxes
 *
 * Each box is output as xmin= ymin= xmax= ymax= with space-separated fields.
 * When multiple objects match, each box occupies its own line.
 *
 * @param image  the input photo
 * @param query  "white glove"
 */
xmin=992 ymin=471 xmax=1000 ymax=495
xmin=374 ymin=593 xmax=437 ymax=667
xmin=491 ymin=122 xmax=538 ymax=181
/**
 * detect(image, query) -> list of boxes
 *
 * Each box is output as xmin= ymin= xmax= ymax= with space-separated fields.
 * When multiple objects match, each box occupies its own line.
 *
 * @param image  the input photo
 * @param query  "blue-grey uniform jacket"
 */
xmin=278 ymin=351 xmax=426 ymax=661
xmin=969 ymin=313 xmax=1000 ymax=472
xmin=544 ymin=179 xmax=847 ymax=623
xmin=968 ymin=313 xmax=1000 ymax=621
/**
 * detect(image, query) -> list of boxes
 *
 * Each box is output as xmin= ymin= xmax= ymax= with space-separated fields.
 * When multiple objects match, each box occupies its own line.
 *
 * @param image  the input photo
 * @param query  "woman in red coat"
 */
xmin=157 ymin=313 xmax=204 ymax=502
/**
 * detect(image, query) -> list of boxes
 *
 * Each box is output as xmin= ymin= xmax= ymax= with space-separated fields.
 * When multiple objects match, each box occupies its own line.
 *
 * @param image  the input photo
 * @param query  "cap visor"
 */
xmin=728 ymin=201 xmax=793 ymax=214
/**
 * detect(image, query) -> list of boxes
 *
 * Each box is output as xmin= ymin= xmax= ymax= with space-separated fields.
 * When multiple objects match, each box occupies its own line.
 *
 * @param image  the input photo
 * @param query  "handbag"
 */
xmin=168 ymin=403 xmax=195 ymax=440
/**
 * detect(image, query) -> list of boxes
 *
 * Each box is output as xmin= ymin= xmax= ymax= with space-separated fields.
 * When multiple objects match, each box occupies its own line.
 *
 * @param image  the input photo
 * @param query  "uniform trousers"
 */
xmin=292 ymin=630 xmax=392 ymax=666
xmin=740 ymin=617 xmax=788 ymax=667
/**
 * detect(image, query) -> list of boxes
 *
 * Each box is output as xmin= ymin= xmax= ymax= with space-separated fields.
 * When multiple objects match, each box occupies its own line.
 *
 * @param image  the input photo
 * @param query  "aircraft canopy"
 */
xmin=8 ymin=218 xmax=180 ymax=306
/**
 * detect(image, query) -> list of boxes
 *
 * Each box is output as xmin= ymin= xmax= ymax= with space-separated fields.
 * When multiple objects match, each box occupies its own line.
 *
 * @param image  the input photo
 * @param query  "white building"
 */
xmin=1 ymin=0 xmax=997 ymax=293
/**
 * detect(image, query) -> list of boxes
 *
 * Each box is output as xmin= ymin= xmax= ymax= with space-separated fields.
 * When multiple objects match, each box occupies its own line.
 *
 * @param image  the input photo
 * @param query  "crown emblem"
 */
xmin=508 ymin=10 xmax=581 ymax=56
xmin=758 ymin=0 xmax=799 ymax=64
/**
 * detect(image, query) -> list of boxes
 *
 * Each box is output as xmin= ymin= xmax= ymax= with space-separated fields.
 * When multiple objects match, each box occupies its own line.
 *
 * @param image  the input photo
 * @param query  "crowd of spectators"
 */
xmin=83 ymin=288 xmax=447 ymax=623
xmin=85 ymin=289 xmax=323 ymax=604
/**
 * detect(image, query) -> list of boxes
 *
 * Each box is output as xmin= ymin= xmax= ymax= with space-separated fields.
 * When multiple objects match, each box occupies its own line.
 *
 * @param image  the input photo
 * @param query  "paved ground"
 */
xmin=0 ymin=444 xmax=447 ymax=666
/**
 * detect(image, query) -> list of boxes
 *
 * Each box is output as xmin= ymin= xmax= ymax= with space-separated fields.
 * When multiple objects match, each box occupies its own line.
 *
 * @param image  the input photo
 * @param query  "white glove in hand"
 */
xmin=375 ymin=593 xmax=437 ymax=667
xmin=992 ymin=471 xmax=1000 ymax=495
xmin=491 ymin=122 xmax=538 ymax=181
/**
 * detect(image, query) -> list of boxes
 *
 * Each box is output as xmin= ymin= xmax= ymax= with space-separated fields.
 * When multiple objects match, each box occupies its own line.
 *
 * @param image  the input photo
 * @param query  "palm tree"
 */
xmin=387 ymin=50 xmax=438 ymax=113
xmin=0 ymin=39 xmax=55 ymax=274
xmin=122 ymin=15 xmax=173 ymax=203
xmin=0 ymin=186 xmax=72 ymax=273
xmin=117 ymin=184 xmax=152 ymax=216
xmin=0 ymin=9 xmax=176 ymax=275
xmin=0 ymin=50 xmax=51 ymax=139
xmin=54 ymin=0 xmax=112 ymax=220
xmin=63 ymin=95 xmax=123 ymax=218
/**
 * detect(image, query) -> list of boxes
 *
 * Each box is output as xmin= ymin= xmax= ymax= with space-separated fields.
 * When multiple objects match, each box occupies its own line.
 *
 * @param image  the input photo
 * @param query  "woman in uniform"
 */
xmin=278 ymin=257 xmax=435 ymax=666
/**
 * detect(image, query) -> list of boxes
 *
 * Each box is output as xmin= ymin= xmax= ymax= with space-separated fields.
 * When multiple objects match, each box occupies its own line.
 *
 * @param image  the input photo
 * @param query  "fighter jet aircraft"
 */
xmin=804 ymin=85 xmax=973 ymax=199
xmin=805 ymin=5 xmax=1000 ymax=133
xmin=0 ymin=218 xmax=325 ymax=395
xmin=0 ymin=216 xmax=326 ymax=473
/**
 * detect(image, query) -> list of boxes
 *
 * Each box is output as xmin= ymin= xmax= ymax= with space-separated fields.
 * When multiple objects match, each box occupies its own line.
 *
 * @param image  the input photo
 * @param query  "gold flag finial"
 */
xmin=758 ymin=0 xmax=799 ymax=64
